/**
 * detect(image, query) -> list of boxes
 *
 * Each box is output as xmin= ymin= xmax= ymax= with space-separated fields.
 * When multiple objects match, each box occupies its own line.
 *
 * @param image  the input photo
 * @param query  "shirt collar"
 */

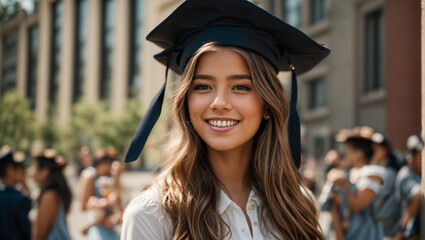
xmin=217 ymin=188 xmax=262 ymax=215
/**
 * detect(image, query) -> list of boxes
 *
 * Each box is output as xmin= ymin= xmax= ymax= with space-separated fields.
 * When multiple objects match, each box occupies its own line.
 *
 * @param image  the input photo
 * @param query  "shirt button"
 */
xmin=250 ymin=204 xmax=255 ymax=210
xmin=242 ymin=228 xmax=246 ymax=232
xmin=253 ymin=221 xmax=258 ymax=226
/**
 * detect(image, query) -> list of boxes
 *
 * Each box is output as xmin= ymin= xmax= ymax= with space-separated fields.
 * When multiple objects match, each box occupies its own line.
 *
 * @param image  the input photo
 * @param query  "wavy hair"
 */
xmin=157 ymin=43 xmax=324 ymax=239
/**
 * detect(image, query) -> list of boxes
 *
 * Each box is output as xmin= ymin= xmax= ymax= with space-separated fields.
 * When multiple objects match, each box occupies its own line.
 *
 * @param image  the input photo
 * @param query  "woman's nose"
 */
xmin=210 ymin=89 xmax=231 ymax=111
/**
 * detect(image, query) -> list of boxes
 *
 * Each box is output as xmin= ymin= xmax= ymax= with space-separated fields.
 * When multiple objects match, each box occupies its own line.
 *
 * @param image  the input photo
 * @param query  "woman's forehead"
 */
xmin=194 ymin=49 xmax=250 ymax=75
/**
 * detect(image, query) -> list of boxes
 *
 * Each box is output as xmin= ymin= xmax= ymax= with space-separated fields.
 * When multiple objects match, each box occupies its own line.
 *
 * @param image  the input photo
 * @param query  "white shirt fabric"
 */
xmin=121 ymin=187 xmax=277 ymax=240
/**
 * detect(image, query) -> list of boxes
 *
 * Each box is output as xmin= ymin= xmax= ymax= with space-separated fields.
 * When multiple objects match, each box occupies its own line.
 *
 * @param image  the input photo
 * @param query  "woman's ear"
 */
xmin=263 ymin=106 xmax=270 ymax=120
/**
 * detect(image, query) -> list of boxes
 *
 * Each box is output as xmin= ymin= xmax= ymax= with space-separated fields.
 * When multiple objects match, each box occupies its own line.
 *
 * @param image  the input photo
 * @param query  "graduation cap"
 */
xmin=125 ymin=0 xmax=330 ymax=168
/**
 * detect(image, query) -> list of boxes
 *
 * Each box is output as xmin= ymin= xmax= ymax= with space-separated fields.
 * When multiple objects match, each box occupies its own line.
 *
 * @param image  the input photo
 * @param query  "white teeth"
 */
xmin=208 ymin=120 xmax=239 ymax=127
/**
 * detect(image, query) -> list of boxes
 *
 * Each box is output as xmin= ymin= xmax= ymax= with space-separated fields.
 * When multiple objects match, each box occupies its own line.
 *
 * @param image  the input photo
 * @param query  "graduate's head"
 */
xmin=92 ymin=148 xmax=114 ymax=176
xmin=173 ymin=42 xmax=288 ymax=156
xmin=32 ymin=149 xmax=72 ymax=212
xmin=344 ymin=137 xmax=374 ymax=166
xmin=32 ymin=149 xmax=66 ymax=185
xmin=336 ymin=126 xmax=374 ymax=167
xmin=124 ymin=0 xmax=330 ymax=170
xmin=0 ymin=146 xmax=26 ymax=184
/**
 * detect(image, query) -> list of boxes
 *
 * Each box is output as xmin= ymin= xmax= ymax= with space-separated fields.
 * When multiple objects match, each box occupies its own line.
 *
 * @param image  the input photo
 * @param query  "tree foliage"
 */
xmin=58 ymin=100 xmax=142 ymax=160
xmin=0 ymin=91 xmax=35 ymax=149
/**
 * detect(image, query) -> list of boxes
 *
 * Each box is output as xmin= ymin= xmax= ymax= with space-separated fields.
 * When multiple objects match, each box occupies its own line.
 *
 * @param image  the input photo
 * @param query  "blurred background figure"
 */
xmin=0 ymin=146 xmax=32 ymax=240
xmin=77 ymin=146 xmax=93 ymax=176
xmin=392 ymin=134 xmax=423 ymax=240
xmin=326 ymin=127 xmax=388 ymax=240
xmin=369 ymin=132 xmax=400 ymax=238
xmin=30 ymin=149 xmax=72 ymax=240
xmin=371 ymin=132 xmax=402 ymax=171
xmin=79 ymin=148 xmax=124 ymax=240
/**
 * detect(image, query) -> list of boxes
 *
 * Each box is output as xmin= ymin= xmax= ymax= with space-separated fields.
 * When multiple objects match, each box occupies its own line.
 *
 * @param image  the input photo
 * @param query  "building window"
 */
xmin=1 ymin=33 xmax=18 ymax=96
xmin=283 ymin=0 xmax=301 ymax=28
xmin=27 ymin=26 xmax=38 ymax=109
xmin=128 ymin=0 xmax=143 ymax=99
xmin=308 ymin=77 xmax=325 ymax=110
xmin=310 ymin=0 xmax=326 ymax=24
xmin=73 ymin=0 xmax=89 ymax=103
xmin=364 ymin=9 xmax=383 ymax=93
xmin=100 ymin=0 xmax=115 ymax=101
xmin=49 ymin=1 xmax=63 ymax=105
xmin=313 ymin=135 xmax=325 ymax=159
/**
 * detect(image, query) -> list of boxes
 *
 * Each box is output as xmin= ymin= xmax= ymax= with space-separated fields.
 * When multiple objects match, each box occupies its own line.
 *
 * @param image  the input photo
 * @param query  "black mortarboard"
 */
xmin=125 ymin=0 xmax=330 ymax=168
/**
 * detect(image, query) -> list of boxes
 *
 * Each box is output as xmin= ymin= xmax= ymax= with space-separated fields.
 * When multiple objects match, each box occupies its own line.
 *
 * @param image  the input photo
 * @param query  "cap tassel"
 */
xmin=124 ymin=49 xmax=173 ymax=163
xmin=285 ymin=49 xmax=301 ymax=169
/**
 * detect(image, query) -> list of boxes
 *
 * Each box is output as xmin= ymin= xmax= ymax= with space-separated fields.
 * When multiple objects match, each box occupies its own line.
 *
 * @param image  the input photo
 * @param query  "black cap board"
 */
xmin=125 ymin=0 xmax=330 ymax=168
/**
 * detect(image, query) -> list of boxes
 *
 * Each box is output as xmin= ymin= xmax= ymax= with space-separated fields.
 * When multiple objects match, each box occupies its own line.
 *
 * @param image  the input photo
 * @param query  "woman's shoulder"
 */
xmin=360 ymin=165 xmax=386 ymax=179
xmin=122 ymin=186 xmax=171 ymax=240
xmin=126 ymin=187 xmax=163 ymax=216
xmin=40 ymin=189 xmax=60 ymax=203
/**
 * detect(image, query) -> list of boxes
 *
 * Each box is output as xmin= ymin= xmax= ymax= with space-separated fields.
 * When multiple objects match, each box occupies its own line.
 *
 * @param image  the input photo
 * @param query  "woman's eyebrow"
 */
xmin=228 ymin=74 xmax=252 ymax=80
xmin=193 ymin=74 xmax=252 ymax=80
xmin=193 ymin=74 xmax=214 ymax=80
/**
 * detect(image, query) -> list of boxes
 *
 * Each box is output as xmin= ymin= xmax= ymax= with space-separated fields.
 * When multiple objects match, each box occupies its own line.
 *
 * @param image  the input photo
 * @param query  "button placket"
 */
xmin=247 ymin=200 xmax=260 ymax=239
xmin=231 ymin=203 xmax=252 ymax=238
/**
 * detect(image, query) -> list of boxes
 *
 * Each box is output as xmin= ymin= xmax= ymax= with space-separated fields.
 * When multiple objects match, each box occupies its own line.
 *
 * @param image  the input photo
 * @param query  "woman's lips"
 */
xmin=205 ymin=119 xmax=240 ymax=132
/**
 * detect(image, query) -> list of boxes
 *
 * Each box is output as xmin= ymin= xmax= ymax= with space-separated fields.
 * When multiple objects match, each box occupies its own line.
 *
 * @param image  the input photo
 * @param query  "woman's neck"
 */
xmin=208 ymin=143 xmax=253 ymax=201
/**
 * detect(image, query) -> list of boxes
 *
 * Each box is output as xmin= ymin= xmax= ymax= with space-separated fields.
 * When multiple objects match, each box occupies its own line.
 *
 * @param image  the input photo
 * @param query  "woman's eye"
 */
xmin=194 ymin=84 xmax=211 ymax=90
xmin=233 ymin=85 xmax=251 ymax=91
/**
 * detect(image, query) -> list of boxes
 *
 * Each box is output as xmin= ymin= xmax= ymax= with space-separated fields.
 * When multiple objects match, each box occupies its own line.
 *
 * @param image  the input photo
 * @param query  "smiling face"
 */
xmin=187 ymin=49 xmax=266 ymax=153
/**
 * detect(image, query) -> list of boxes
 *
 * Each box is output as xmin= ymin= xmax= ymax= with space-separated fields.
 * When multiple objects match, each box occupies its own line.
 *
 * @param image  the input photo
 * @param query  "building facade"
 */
xmin=0 ymin=0 xmax=421 ymax=166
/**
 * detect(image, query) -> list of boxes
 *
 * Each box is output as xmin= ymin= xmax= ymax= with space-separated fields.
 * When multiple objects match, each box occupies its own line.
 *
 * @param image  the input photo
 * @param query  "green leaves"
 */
xmin=0 ymin=91 xmax=35 ymax=150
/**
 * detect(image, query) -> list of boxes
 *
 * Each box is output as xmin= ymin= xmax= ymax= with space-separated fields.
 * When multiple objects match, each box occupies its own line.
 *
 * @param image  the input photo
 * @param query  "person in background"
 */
xmin=371 ymin=132 xmax=402 ymax=171
xmin=31 ymin=149 xmax=72 ymax=240
xmin=327 ymin=126 xmax=386 ymax=240
xmin=79 ymin=149 xmax=124 ymax=240
xmin=0 ymin=146 xmax=32 ymax=240
xmin=392 ymin=134 xmax=423 ymax=240
xmin=369 ymin=132 xmax=400 ymax=238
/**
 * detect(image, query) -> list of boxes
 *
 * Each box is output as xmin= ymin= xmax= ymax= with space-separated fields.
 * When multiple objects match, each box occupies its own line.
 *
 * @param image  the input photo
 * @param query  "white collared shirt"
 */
xmin=121 ymin=186 xmax=276 ymax=240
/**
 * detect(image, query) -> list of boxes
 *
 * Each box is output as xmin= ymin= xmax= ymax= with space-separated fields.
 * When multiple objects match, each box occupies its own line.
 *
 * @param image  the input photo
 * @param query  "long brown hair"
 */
xmin=156 ymin=42 xmax=324 ymax=239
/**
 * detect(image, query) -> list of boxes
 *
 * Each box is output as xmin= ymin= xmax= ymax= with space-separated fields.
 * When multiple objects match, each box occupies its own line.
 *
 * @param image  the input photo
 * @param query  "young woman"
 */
xmin=122 ymin=0 xmax=330 ymax=239
xmin=31 ymin=149 xmax=72 ymax=240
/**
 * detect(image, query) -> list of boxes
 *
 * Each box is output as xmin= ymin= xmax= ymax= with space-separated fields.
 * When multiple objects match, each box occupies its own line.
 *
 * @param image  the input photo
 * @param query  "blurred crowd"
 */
xmin=312 ymin=127 xmax=423 ymax=240
xmin=0 ymin=126 xmax=423 ymax=240
xmin=0 ymin=145 xmax=125 ymax=240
